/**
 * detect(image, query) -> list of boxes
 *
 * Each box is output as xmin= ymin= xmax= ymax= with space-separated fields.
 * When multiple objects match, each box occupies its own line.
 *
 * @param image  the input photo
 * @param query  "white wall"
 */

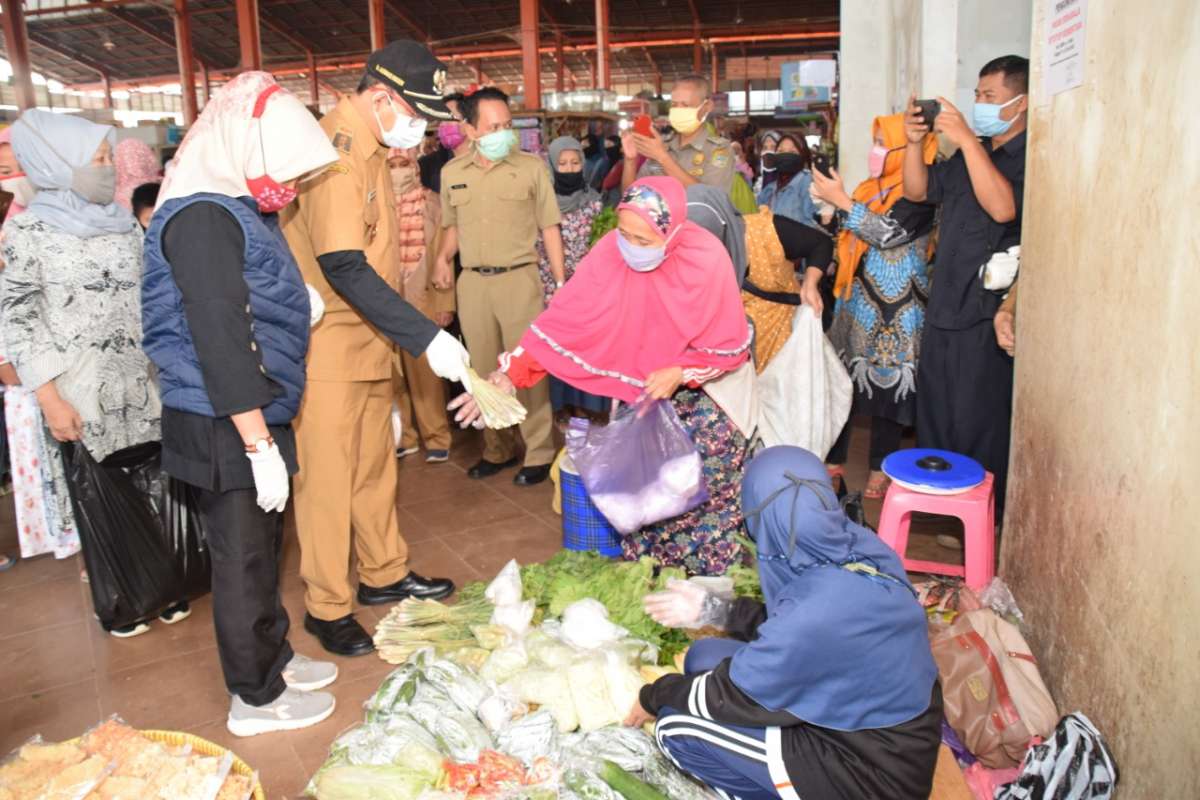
xmin=839 ymin=0 xmax=1032 ymax=186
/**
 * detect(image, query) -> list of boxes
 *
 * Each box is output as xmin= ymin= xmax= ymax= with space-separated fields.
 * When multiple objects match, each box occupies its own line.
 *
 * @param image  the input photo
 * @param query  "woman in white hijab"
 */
xmin=1 ymin=110 xmax=163 ymax=606
xmin=142 ymin=72 xmax=341 ymax=737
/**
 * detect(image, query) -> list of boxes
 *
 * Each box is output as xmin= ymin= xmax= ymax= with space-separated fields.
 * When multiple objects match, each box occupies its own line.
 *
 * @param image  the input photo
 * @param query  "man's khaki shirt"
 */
xmin=282 ymin=96 xmax=400 ymax=382
xmin=638 ymin=130 xmax=735 ymax=192
xmin=439 ymin=149 xmax=561 ymax=269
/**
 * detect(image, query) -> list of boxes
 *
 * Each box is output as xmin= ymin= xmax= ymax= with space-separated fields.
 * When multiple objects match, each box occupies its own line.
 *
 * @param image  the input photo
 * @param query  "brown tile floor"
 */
xmin=0 ymin=417 xmax=963 ymax=799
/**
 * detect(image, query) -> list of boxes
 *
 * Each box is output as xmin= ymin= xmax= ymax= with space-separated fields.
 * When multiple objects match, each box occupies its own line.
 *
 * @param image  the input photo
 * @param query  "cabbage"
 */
xmin=310 ymin=764 xmax=437 ymax=800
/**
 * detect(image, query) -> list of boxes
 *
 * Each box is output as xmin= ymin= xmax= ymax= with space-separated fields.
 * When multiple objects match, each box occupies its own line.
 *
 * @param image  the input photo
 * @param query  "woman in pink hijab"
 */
xmin=114 ymin=138 xmax=160 ymax=211
xmin=454 ymin=176 xmax=755 ymax=575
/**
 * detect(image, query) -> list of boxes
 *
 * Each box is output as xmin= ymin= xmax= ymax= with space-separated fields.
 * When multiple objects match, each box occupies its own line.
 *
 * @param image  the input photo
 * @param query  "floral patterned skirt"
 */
xmin=5 ymin=387 xmax=79 ymax=559
xmin=620 ymin=388 xmax=748 ymax=576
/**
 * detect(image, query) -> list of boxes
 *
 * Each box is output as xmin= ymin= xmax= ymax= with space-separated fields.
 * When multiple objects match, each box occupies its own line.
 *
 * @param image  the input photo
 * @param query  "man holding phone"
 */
xmin=621 ymin=74 xmax=734 ymax=193
xmin=901 ymin=55 xmax=1029 ymax=526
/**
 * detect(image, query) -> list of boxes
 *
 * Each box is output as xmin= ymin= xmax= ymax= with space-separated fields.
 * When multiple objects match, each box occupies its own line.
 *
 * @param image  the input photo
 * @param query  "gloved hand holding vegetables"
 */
xmin=642 ymin=579 xmax=732 ymax=630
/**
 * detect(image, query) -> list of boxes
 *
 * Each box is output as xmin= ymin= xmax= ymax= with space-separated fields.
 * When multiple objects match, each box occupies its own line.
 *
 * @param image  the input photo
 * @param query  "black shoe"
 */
xmin=467 ymin=456 xmax=519 ymax=479
xmin=513 ymin=465 xmax=551 ymax=486
xmin=303 ymin=613 xmax=375 ymax=657
xmin=357 ymin=572 xmax=456 ymax=605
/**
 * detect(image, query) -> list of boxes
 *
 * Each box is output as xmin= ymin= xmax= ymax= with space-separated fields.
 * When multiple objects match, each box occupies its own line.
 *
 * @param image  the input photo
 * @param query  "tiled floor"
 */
xmin=0 ymin=418 xmax=962 ymax=799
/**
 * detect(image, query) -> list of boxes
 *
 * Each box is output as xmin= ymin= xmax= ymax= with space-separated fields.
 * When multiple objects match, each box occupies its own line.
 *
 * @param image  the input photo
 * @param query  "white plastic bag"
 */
xmin=757 ymin=305 xmax=852 ymax=459
xmin=485 ymin=559 xmax=524 ymax=606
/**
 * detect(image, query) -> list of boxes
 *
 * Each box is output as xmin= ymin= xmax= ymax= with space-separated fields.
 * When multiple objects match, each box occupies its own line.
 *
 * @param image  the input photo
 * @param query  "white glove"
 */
xmin=246 ymin=443 xmax=289 ymax=513
xmin=424 ymin=329 xmax=471 ymax=384
xmin=306 ymin=284 xmax=325 ymax=327
xmin=643 ymin=579 xmax=732 ymax=630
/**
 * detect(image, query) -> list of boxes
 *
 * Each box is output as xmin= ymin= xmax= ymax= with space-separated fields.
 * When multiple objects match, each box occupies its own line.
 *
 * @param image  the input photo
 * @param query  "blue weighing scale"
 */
xmin=881 ymin=449 xmax=985 ymax=495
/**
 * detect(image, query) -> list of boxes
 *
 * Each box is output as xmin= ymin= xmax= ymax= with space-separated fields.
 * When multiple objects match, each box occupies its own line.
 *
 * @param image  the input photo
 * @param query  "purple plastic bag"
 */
xmin=565 ymin=397 xmax=708 ymax=534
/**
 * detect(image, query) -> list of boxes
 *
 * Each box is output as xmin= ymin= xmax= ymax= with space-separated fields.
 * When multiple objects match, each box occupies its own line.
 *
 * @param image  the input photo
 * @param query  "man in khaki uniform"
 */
xmin=621 ymin=74 xmax=735 ymax=193
xmin=432 ymin=87 xmax=562 ymax=486
xmin=390 ymin=151 xmax=455 ymax=461
xmin=281 ymin=41 xmax=472 ymax=658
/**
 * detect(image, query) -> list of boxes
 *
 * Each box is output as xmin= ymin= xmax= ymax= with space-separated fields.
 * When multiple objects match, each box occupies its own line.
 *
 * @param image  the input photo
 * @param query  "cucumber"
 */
xmin=598 ymin=761 xmax=671 ymax=800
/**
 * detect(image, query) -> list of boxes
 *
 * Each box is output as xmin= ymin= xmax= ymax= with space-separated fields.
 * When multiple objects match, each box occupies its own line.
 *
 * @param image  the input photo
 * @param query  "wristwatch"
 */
xmin=245 ymin=436 xmax=275 ymax=454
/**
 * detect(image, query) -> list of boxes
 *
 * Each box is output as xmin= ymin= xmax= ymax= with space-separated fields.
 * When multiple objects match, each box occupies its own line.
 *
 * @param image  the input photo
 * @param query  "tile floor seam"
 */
xmin=0 ymin=670 xmax=102 ymax=705
xmin=434 ymin=511 xmax=548 ymax=543
xmin=0 ymin=617 xmax=91 ymax=642
xmin=89 ymin=641 xmax=221 ymax=676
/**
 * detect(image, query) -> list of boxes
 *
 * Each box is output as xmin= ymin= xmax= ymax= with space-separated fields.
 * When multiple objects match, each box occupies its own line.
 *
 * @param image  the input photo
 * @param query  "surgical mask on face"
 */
xmin=476 ymin=129 xmax=516 ymax=161
xmin=772 ymin=152 xmax=804 ymax=176
xmin=71 ymin=164 xmax=116 ymax=205
xmin=374 ymin=94 xmax=428 ymax=149
xmin=617 ymin=232 xmax=667 ymax=272
xmin=972 ymin=94 xmax=1025 ymax=137
xmin=437 ymin=122 xmax=465 ymax=151
xmin=1 ymin=175 xmax=36 ymax=207
xmin=867 ymin=145 xmax=890 ymax=178
xmin=668 ymin=106 xmax=705 ymax=136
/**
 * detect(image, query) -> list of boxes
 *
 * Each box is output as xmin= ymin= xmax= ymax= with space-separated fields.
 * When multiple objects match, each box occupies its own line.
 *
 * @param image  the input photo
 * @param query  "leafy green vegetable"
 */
xmin=589 ymin=207 xmax=618 ymax=247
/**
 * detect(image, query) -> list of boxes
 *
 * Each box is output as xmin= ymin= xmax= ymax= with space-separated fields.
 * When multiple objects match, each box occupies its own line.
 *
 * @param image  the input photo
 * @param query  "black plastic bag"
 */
xmin=158 ymin=477 xmax=212 ymax=601
xmin=65 ymin=442 xmax=183 ymax=630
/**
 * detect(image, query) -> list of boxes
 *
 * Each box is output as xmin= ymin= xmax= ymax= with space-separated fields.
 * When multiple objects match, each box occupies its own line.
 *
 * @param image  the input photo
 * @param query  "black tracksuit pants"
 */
xmin=916 ymin=321 xmax=1014 ymax=517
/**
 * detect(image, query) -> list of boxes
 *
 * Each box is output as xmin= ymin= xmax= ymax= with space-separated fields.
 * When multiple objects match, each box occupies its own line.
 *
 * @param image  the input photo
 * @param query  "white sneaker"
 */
xmin=396 ymin=446 xmax=420 ymax=459
xmin=227 ymin=688 xmax=335 ymax=737
xmin=282 ymin=653 xmax=339 ymax=692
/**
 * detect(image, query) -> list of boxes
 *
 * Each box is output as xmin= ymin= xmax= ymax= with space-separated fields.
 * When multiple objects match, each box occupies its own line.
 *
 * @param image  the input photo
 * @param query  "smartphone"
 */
xmin=914 ymin=99 xmax=941 ymax=128
xmin=812 ymin=154 xmax=833 ymax=178
xmin=633 ymin=114 xmax=653 ymax=137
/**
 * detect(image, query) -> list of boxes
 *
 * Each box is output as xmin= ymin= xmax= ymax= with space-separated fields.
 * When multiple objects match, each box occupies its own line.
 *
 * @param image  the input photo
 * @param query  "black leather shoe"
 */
xmin=357 ymin=572 xmax=456 ymax=605
xmin=467 ymin=456 xmax=519 ymax=479
xmin=303 ymin=613 xmax=375 ymax=657
xmin=513 ymin=465 xmax=551 ymax=486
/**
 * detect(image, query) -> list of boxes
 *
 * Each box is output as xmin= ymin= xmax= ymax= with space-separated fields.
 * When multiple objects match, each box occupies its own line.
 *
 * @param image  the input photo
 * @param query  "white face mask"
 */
xmin=374 ymin=94 xmax=428 ymax=150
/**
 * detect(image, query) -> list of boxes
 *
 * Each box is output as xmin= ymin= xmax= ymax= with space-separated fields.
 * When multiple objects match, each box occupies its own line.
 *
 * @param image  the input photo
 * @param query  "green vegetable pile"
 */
xmin=588 ymin=207 xmax=618 ymax=247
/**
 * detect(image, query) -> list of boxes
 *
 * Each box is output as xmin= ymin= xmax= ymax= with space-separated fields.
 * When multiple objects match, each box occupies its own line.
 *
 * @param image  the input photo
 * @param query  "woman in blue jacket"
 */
xmin=142 ymin=72 xmax=340 ymax=737
xmin=755 ymin=133 xmax=825 ymax=230
xmin=631 ymin=446 xmax=942 ymax=799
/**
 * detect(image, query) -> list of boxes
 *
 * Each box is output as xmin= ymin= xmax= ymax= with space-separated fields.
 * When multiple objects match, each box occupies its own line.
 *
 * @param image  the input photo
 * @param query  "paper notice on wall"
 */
xmin=1044 ymin=0 xmax=1088 ymax=96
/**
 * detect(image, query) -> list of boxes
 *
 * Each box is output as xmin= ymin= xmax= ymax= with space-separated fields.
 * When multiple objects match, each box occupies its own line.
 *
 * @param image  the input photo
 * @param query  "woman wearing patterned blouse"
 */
xmin=2 ymin=110 xmax=170 ymax=633
xmin=811 ymin=114 xmax=938 ymax=498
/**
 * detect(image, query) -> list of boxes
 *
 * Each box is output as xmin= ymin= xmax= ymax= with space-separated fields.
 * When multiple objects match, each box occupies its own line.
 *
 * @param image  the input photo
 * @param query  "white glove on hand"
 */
xmin=306 ymin=284 xmax=325 ymax=328
xmin=643 ymin=579 xmax=732 ymax=630
xmin=424 ymin=329 xmax=471 ymax=384
xmin=246 ymin=444 xmax=289 ymax=513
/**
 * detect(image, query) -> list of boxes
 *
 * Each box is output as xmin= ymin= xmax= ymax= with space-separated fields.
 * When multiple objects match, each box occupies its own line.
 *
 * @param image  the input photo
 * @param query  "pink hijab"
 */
xmin=114 ymin=138 xmax=160 ymax=210
xmin=521 ymin=176 xmax=751 ymax=403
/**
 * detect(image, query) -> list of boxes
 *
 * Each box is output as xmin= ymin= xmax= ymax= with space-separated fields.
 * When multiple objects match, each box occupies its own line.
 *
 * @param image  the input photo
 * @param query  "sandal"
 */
xmin=864 ymin=471 xmax=891 ymax=500
xmin=0 ymin=554 xmax=15 ymax=572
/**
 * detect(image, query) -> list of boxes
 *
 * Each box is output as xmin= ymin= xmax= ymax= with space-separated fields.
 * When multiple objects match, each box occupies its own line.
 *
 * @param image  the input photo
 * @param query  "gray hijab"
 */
xmin=10 ymin=110 xmax=136 ymax=238
xmin=686 ymin=184 xmax=747 ymax=287
xmin=547 ymin=136 xmax=599 ymax=214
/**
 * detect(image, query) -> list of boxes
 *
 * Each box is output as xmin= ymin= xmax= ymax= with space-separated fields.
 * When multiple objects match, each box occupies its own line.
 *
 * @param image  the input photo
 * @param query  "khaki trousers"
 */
xmin=293 ymin=378 xmax=409 ymax=620
xmin=395 ymin=351 xmax=451 ymax=451
xmin=456 ymin=266 xmax=554 ymax=467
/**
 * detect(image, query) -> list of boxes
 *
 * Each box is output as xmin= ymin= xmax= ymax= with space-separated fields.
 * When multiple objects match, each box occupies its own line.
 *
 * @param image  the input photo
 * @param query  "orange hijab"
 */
xmin=834 ymin=114 xmax=936 ymax=299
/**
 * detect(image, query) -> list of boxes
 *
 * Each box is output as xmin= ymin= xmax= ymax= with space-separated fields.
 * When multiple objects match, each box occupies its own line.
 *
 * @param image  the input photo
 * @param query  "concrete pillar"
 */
xmin=519 ymin=0 xmax=541 ymax=109
xmin=1005 ymin=3 xmax=1199 ymax=797
xmin=307 ymin=50 xmax=319 ymax=105
xmin=236 ymin=0 xmax=262 ymax=72
xmin=101 ymin=72 xmax=113 ymax=110
xmin=0 ymin=0 xmax=36 ymax=111
xmin=173 ymin=0 xmax=198 ymax=125
xmin=555 ymin=32 xmax=565 ymax=92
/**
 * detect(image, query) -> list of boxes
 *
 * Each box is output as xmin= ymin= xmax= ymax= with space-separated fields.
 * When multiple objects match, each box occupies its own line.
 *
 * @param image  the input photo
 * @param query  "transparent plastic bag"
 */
xmin=565 ymin=398 xmax=708 ymax=534
xmin=0 ymin=735 xmax=111 ymax=800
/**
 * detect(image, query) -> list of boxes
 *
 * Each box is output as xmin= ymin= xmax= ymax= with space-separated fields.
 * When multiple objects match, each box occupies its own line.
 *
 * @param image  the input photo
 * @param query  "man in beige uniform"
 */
xmin=432 ymin=87 xmax=563 ymax=486
xmin=282 ymin=41 xmax=471 ymax=657
xmin=621 ymin=74 xmax=735 ymax=193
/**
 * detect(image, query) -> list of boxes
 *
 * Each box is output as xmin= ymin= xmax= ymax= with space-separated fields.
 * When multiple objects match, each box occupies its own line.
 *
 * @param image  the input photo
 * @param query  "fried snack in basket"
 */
xmin=466 ymin=368 xmax=527 ymax=429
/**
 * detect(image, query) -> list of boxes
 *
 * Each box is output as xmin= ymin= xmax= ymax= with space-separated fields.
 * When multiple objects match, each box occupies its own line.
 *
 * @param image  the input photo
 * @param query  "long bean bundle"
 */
xmin=466 ymin=368 xmax=527 ymax=429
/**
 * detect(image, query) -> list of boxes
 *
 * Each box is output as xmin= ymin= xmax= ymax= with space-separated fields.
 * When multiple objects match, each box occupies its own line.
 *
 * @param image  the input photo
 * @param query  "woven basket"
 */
xmin=68 ymin=729 xmax=265 ymax=800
